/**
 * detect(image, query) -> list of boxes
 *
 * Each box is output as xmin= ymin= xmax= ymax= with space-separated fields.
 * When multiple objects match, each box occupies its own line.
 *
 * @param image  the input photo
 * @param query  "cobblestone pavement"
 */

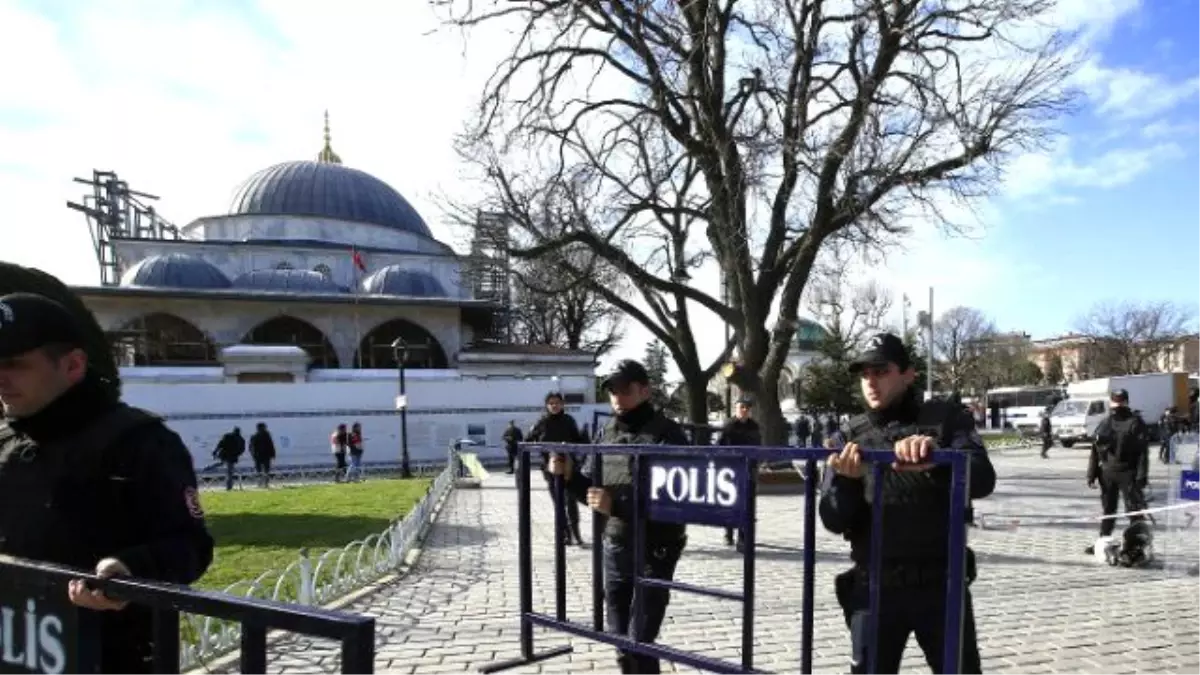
xmin=245 ymin=448 xmax=1200 ymax=674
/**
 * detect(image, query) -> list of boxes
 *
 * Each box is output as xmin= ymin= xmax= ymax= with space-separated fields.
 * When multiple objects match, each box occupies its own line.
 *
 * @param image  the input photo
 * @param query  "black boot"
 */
xmin=570 ymin=522 xmax=585 ymax=547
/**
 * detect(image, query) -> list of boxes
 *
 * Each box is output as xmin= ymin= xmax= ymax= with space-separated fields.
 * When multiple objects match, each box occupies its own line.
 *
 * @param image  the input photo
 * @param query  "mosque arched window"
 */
xmin=114 ymin=313 xmax=219 ymax=366
xmin=241 ymin=316 xmax=339 ymax=368
xmin=357 ymin=319 xmax=448 ymax=369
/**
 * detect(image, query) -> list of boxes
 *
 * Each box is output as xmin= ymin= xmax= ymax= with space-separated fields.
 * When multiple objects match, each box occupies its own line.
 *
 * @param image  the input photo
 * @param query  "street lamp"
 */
xmin=391 ymin=337 xmax=413 ymax=479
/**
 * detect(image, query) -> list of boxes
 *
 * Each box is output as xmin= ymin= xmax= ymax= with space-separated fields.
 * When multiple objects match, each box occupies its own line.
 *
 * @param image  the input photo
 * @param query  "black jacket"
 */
xmin=0 ymin=376 xmax=214 ymax=672
xmin=564 ymin=401 xmax=690 ymax=542
xmin=214 ymin=431 xmax=245 ymax=463
xmin=720 ymin=417 xmax=762 ymax=446
xmin=818 ymin=390 xmax=996 ymax=566
xmin=249 ymin=430 xmax=276 ymax=461
xmin=1088 ymin=407 xmax=1149 ymax=482
xmin=528 ymin=411 xmax=585 ymax=471
xmin=502 ymin=426 xmax=523 ymax=449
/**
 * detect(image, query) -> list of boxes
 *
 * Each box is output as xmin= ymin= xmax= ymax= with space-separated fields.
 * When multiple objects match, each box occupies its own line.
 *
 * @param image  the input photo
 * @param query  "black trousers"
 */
xmin=542 ymin=472 xmax=580 ymax=531
xmin=1100 ymin=470 xmax=1146 ymax=537
xmin=604 ymin=536 xmax=685 ymax=674
xmin=836 ymin=571 xmax=982 ymax=674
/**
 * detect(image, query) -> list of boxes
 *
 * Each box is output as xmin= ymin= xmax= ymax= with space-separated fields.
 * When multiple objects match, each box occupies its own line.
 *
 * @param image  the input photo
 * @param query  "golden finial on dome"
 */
xmin=317 ymin=110 xmax=342 ymax=164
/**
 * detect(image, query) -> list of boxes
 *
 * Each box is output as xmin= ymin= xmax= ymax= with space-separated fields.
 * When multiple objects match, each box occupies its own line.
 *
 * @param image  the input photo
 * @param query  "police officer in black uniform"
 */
xmin=720 ymin=396 xmax=760 ymax=549
xmin=819 ymin=333 xmax=996 ymax=674
xmin=528 ymin=391 xmax=587 ymax=546
xmin=1085 ymin=388 xmax=1150 ymax=554
xmin=1039 ymin=411 xmax=1053 ymax=458
xmin=548 ymin=359 xmax=690 ymax=674
xmin=0 ymin=292 xmax=215 ymax=673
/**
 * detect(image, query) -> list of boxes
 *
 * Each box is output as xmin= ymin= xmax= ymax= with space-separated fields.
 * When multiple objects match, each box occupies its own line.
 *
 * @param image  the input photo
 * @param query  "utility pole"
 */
xmin=926 ymin=286 xmax=935 ymax=401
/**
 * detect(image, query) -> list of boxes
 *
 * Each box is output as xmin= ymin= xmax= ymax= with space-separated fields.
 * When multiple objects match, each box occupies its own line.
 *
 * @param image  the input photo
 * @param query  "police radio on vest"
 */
xmin=650 ymin=461 xmax=738 ymax=507
xmin=0 ymin=599 xmax=66 ymax=674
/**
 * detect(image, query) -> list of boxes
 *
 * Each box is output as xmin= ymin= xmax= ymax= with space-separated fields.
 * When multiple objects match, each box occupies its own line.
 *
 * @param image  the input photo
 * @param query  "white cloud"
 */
xmin=1003 ymin=138 xmax=1183 ymax=199
xmin=1074 ymin=60 xmax=1200 ymax=121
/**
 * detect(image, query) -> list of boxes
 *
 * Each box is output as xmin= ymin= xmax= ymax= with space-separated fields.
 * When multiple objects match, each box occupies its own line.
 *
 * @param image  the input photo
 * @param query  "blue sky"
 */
xmin=0 ymin=0 xmax=1195 ymax=377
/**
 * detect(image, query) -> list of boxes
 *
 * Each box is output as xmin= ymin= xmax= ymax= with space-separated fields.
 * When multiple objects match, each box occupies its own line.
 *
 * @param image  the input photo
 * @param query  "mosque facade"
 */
xmin=70 ymin=115 xmax=596 ymax=394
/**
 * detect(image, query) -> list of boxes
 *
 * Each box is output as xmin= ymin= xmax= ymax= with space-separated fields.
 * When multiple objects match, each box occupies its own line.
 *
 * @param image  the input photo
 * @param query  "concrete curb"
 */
xmin=184 ymin=477 xmax=457 ymax=674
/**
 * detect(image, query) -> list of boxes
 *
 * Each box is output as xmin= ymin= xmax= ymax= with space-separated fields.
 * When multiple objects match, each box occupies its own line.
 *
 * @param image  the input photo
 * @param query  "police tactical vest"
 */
xmin=596 ymin=412 xmax=685 ymax=542
xmin=0 ymin=404 xmax=162 ymax=568
xmin=1097 ymin=413 xmax=1145 ymax=470
xmin=843 ymin=399 xmax=967 ymax=563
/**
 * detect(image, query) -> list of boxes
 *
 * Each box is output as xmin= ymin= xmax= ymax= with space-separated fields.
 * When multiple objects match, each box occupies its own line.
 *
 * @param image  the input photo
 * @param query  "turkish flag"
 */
xmin=351 ymin=248 xmax=366 ymax=273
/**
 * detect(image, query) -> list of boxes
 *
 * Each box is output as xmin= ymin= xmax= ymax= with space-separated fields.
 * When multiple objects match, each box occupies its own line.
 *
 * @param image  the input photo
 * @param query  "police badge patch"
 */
xmin=183 ymin=486 xmax=205 ymax=519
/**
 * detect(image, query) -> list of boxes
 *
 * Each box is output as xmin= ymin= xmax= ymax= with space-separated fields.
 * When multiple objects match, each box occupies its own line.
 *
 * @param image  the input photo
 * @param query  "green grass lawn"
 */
xmin=196 ymin=478 xmax=433 ymax=592
xmin=984 ymin=432 xmax=1023 ymax=448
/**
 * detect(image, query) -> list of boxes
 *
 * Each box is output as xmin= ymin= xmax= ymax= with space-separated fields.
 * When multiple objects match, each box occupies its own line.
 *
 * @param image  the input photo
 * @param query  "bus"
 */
xmin=984 ymin=385 xmax=1066 ymax=432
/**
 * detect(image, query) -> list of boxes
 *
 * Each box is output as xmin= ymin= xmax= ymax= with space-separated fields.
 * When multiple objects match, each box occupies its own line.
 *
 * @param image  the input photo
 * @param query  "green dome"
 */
xmin=795 ymin=318 xmax=829 ymax=350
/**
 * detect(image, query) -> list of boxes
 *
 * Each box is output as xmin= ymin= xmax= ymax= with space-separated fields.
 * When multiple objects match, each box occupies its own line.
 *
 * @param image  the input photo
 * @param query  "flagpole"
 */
xmin=352 ymin=247 xmax=363 ymax=369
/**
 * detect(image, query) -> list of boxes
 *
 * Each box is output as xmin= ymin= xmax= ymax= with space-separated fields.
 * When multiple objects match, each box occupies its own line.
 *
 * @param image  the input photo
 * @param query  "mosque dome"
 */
xmin=361 ymin=265 xmax=447 ymax=297
xmin=226 ymin=112 xmax=433 ymax=238
xmin=231 ymin=269 xmax=347 ymax=294
xmin=795 ymin=318 xmax=830 ymax=350
xmin=120 ymin=253 xmax=232 ymax=290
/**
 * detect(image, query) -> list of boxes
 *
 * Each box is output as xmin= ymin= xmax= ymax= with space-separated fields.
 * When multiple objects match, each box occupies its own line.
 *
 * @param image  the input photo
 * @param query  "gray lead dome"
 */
xmin=232 ymin=269 xmax=347 ymax=294
xmin=120 ymin=253 xmax=232 ymax=290
xmin=361 ymin=265 xmax=447 ymax=297
xmin=227 ymin=161 xmax=433 ymax=238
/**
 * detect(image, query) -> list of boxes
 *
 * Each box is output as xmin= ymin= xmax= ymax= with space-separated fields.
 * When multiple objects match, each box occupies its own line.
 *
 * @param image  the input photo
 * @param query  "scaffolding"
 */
xmin=66 ymin=170 xmax=182 ymax=286
xmin=465 ymin=210 xmax=514 ymax=343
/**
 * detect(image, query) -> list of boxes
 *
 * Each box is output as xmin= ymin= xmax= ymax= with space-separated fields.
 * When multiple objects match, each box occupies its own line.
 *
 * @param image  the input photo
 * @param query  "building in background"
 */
xmin=64 ymin=114 xmax=599 ymax=467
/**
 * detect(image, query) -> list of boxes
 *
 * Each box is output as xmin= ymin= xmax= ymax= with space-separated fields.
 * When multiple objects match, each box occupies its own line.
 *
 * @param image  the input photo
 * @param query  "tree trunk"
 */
xmin=684 ymin=375 xmax=713 ymax=445
xmin=756 ymin=368 xmax=789 ymax=446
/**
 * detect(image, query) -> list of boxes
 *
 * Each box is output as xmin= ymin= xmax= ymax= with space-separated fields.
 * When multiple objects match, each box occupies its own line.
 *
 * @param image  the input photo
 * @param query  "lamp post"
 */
xmin=391 ymin=338 xmax=412 ymax=479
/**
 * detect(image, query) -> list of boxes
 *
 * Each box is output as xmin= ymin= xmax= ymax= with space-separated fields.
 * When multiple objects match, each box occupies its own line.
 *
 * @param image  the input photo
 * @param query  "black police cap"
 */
xmin=849 ymin=332 xmax=911 ymax=373
xmin=1110 ymin=389 xmax=1129 ymax=403
xmin=600 ymin=359 xmax=651 ymax=390
xmin=0 ymin=292 xmax=89 ymax=359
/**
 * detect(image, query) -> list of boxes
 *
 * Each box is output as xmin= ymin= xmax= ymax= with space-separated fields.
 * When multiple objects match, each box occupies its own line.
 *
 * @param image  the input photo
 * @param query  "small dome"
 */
xmin=120 ymin=253 xmax=231 ymax=290
xmin=795 ymin=318 xmax=830 ymax=350
xmin=232 ymin=269 xmax=347 ymax=294
xmin=228 ymin=161 xmax=433 ymax=238
xmin=361 ymin=265 xmax=447 ymax=297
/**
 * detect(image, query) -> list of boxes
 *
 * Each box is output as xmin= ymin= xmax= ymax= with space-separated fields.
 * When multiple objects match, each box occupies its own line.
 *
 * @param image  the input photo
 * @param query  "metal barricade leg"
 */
xmin=741 ymin=457 xmax=758 ymax=671
xmin=941 ymin=454 xmax=971 ymax=674
xmin=800 ymin=458 xmax=817 ymax=675
xmin=865 ymin=463 xmax=886 ymax=675
xmin=592 ymin=449 xmax=605 ymax=632
xmin=479 ymin=446 xmax=573 ymax=674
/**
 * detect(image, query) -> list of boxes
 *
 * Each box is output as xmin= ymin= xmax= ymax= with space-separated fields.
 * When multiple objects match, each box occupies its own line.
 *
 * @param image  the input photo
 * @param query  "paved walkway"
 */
xmin=244 ymin=449 xmax=1199 ymax=674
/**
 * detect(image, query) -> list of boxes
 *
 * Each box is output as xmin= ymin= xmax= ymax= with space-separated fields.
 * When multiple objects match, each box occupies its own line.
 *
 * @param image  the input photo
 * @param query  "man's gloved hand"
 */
xmin=1087 ymin=477 xmax=1097 ymax=489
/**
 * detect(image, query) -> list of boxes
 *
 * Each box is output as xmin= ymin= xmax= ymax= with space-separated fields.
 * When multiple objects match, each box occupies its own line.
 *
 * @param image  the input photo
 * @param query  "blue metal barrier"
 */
xmin=0 ymin=554 xmax=375 ymax=674
xmin=481 ymin=443 xmax=971 ymax=674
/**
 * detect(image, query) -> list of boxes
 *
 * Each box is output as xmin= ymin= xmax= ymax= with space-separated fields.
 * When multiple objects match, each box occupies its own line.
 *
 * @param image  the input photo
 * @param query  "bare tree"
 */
xmin=806 ymin=245 xmax=894 ymax=354
xmin=510 ymin=248 xmax=626 ymax=357
xmin=1074 ymin=300 xmax=1197 ymax=375
xmin=436 ymin=0 xmax=1078 ymax=441
xmin=975 ymin=334 xmax=1042 ymax=388
xmin=933 ymin=306 xmax=996 ymax=392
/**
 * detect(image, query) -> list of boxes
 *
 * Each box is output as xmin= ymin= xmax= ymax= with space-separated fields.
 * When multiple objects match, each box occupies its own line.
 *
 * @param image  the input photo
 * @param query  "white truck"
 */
xmin=1049 ymin=372 xmax=1192 ymax=448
